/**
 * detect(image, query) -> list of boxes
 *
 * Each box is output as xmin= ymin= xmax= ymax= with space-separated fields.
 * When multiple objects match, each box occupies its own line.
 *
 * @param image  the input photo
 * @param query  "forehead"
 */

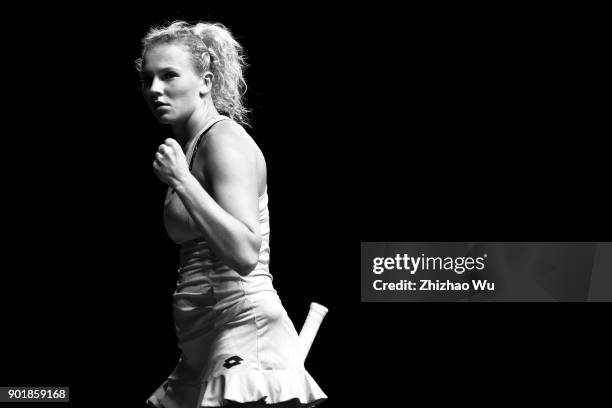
xmin=142 ymin=43 xmax=194 ymax=72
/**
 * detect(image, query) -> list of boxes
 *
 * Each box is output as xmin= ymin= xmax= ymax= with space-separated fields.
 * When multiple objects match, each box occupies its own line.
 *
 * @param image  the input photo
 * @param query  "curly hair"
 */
xmin=135 ymin=20 xmax=250 ymax=125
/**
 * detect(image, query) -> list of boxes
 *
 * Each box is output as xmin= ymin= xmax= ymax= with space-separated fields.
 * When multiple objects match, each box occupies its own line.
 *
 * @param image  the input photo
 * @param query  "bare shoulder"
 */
xmin=203 ymin=119 xmax=258 ymax=159
xmin=200 ymin=120 xmax=267 ymax=190
xmin=198 ymin=120 xmax=266 ymax=179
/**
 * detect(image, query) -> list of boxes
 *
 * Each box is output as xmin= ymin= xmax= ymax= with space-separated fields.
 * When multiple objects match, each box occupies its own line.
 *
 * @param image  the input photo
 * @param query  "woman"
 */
xmin=135 ymin=21 xmax=327 ymax=407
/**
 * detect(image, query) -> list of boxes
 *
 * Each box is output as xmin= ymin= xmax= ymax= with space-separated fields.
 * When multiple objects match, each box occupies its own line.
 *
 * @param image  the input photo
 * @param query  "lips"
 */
xmin=153 ymin=101 xmax=169 ymax=109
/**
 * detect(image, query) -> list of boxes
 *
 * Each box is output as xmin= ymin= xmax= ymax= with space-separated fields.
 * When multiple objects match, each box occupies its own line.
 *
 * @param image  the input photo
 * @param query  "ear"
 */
xmin=199 ymin=71 xmax=214 ymax=97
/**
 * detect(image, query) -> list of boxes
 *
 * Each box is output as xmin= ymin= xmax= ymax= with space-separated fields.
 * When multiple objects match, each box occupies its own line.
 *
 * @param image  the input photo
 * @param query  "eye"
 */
xmin=163 ymin=72 xmax=178 ymax=80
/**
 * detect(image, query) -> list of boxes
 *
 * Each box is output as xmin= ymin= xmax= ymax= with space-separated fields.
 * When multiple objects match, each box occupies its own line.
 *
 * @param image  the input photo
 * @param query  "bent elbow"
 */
xmin=234 ymin=245 xmax=260 ymax=276
xmin=235 ymin=256 xmax=259 ymax=276
xmin=232 ymin=233 xmax=262 ymax=276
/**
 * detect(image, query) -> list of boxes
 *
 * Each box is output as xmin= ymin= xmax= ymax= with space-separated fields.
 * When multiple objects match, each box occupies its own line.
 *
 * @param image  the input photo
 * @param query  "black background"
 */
xmin=1 ymin=3 xmax=609 ymax=407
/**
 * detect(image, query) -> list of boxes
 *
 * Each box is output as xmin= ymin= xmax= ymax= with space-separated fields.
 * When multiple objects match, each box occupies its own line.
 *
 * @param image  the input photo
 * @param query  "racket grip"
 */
xmin=298 ymin=302 xmax=328 ymax=363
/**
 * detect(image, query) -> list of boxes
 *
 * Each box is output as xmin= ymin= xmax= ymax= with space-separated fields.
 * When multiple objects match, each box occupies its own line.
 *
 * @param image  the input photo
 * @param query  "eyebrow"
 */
xmin=141 ymin=66 xmax=181 ymax=75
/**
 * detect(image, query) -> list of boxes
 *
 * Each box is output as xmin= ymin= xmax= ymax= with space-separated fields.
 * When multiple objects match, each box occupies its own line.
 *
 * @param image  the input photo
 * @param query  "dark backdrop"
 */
xmin=1 ymin=5 xmax=354 ymax=406
xmin=0 ymin=3 xmax=609 ymax=407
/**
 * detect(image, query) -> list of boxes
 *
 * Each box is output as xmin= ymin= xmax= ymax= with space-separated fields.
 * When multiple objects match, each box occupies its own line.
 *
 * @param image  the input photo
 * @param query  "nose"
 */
xmin=144 ymin=76 xmax=163 ymax=98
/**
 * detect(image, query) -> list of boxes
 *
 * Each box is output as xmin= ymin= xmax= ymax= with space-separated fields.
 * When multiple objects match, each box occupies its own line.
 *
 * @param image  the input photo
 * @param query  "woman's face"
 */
xmin=141 ymin=42 xmax=205 ymax=124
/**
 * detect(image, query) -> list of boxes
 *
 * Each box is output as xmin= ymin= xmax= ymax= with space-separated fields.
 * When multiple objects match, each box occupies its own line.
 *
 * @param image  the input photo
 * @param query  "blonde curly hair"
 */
xmin=135 ymin=20 xmax=250 ymax=125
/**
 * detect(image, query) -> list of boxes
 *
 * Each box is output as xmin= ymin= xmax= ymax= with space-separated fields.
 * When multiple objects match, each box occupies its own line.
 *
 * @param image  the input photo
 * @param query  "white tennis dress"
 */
xmin=147 ymin=116 xmax=327 ymax=407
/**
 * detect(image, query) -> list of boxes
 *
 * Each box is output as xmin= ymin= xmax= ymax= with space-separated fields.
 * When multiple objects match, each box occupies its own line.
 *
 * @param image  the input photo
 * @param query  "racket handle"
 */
xmin=298 ymin=302 xmax=328 ymax=363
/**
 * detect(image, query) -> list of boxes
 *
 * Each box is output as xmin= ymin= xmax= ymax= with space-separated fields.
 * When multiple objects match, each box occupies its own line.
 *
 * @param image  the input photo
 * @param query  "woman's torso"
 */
xmin=164 ymin=115 xmax=267 ymax=245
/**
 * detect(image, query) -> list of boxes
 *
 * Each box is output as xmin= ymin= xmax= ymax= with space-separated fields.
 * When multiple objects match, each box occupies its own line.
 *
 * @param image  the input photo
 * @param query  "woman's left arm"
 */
xmin=157 ymin=127 xmax=262 ymax=276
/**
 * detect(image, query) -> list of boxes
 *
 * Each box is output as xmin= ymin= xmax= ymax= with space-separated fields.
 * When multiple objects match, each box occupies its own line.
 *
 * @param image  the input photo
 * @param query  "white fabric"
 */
xmin=149 ymin=181 xmax=327 ymax=407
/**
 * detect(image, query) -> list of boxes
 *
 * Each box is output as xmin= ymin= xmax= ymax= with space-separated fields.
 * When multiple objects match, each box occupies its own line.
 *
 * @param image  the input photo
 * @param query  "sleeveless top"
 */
xmin=164 ymin=115 xmax=268 ymax=246
xmin=163 ymin=113 xmax=276 ymax=315
xmin=163 ymin=115 xmax=267 ymax=239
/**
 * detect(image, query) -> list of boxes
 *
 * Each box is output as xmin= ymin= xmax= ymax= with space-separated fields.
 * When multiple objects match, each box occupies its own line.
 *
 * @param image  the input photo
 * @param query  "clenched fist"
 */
xmin=152 ymin=138 xmax=192 ymax=188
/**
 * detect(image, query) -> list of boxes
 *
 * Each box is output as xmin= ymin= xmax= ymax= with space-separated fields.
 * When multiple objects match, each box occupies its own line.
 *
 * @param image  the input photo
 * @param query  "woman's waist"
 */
xmin=172 ymin=270 xmax=278 ymax=329
xmin=172 ymin=281 xmax=280 ymax=345
xmin=178 ymin=238 xmax=217 ymax=266
xmin=175 ymin=259 xmax=274 ymax=296
xmin=177 ymin=238 xmax=270 ymax=277
xmin=177 ymin=253 xmax=271 ymax=281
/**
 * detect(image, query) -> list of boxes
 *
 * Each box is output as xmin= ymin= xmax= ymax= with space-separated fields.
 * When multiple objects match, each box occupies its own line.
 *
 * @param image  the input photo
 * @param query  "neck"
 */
xmin=171 ymin=99 xmax=219 ymax=150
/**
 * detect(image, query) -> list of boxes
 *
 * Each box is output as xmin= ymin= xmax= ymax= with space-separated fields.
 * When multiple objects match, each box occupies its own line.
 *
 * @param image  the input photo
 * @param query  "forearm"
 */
xmin=173 ymin=175 xmax=261 ymax=275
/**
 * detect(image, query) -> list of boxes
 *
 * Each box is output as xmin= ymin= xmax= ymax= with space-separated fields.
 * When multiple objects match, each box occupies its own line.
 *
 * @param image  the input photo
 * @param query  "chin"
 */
xmin=155 ymin=113 xmax=175 ymax=124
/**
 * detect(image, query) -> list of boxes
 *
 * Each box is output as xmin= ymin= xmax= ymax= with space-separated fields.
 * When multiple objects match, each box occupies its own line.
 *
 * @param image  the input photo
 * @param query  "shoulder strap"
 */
xmin=187 ymin=115 xmax=230 ymax=171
